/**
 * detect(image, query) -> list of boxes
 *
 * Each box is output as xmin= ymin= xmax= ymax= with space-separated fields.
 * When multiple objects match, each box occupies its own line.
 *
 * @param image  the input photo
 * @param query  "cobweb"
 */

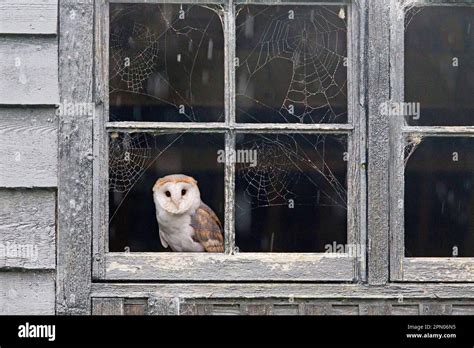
xmin=404 ymin=134 xmax=424 ymax=168
xmin=109 ymin=132 xmax=153 ymax=193
xmin=110 ymin=22 xmax=160 ymax=94
xmin=404 ymin=4 xmax=424 ymax=31
xmin=238 ymin=136 xmax=302 ymax=205
xmin=109 ymin=3 xmax=225 ymax=122
xmin=237 ymin=134 xmax=347 ymax=211
xmin=236 ymin=5 xmax=348 ymax=123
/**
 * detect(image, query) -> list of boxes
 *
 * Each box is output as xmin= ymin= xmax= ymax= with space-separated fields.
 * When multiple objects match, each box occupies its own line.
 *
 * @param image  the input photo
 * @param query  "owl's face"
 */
xmin=153 ymin=175 xmax=201 ymax=215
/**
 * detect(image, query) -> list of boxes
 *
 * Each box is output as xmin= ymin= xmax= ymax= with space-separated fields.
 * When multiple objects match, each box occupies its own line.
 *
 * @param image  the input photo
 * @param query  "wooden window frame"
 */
xmin=388 ymin=0 xmax=474 ymax=282
xmin=91 ymin=0 xmax=367 ymax=282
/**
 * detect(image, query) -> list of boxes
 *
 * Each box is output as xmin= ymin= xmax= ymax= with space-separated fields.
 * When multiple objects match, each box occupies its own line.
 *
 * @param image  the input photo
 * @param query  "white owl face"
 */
xmin=153 ymin=175 xmax=201 ymax=215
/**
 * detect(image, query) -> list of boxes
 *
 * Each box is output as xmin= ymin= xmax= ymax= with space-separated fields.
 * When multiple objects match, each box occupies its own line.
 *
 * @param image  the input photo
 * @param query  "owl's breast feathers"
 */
xmin=190 ymin=203 xmax=224 ymax=252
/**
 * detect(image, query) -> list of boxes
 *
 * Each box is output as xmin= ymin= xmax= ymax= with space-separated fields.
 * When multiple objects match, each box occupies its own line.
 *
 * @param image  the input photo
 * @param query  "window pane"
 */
xmin=108 ymin=132 xmax=224 ymax=252
xmin=405 ymin=137 xmax=474 ymax=257
xmin=405 ymin=7 xmax=474 ymax=126
xmin=235 ymin=134 xmax=347 ymax=252
xmin=109 ymin=4 xmax=225 ymax=122
xmin=236 ymin=5 xmax=348 ymax=124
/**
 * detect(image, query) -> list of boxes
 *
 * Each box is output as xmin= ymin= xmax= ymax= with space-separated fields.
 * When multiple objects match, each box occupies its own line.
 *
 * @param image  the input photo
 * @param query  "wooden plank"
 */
xmin=272 ymin=305 xmax=299 ymax=315
xmin=148 ymin=296 xmax=179 ymax=315
xmin=106 ymin=121 xmax=354 ymax=134
xmin=301 ymin=303 xmax=332 ymax=315
xmin=452 ymin=305 xmax=474 ymax=315
xmin=367 ymin=0 xmax=390 ymax=285
xmin=92 ymin=0 xmax=108 ymax=280
xmin=0 ymin=0 xmax=58 ymax=34
xmin=402 ymin=258 xmax=474 ymax=282
xmin=0 ymin=189 xmax=55 ymax=269
xmin=124 ymin=298 xmax=148 ymax=315
xmin=402 ymin=126 xmax=474 ymax=136
xmin=104 ymin=253 xmax=355 ymax=281
xmin=242 ymin=304 xmax=273 ymax=315
xmin=0 ymin=37 xmax=58 ymax=105
xmin=209 ymin=304 xmax=241 ymax=315
xmin=390 ymin=305 xmax=420 ymax=315
xmin=223 ymin=1 xmax=236 ymax=257
xmin=92 ymin=283 xmax=474 ymax=300
xmin=420 ymin=303 xmax=452 ymax=315
xmin=179 ymin=303 xmax=199 ymax=315
xmin=331 ymin=304 xmax=359 ymax=315
xmin=56 ymin=0 xmax=94 ymax=315
xmin=347 ymin=0 xmax=367 ymax=282
xmin=388 ymin=0 xmax=407 ymax=281
xmin=92 ymin=298 xmax=124 ymax=315
xmin=0 ymin=271 xmax=55 ymax=314
xmin=359 ymin=302 xmax=391 ymax=315
xmin=0 ymin=108 xmax=57 ymax=188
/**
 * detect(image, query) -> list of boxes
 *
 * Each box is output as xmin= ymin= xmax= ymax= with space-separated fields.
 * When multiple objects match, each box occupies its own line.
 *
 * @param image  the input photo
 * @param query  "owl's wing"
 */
xmin=159 ymin=230 xmax=169 ymax=249
xmin=190 ymin=202 xmax=224 ymax=252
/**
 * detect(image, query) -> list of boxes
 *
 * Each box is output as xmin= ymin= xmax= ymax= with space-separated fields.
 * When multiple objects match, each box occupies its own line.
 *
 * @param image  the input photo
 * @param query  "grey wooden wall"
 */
xmin=92 ymin=297 xmax=474 ymax=316
xmin=0 ymin=0 xmax=58 ymax=314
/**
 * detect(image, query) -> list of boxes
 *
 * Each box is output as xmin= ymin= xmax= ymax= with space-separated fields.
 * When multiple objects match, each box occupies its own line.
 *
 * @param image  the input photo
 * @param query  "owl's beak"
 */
xmin=171 ymin=199 xmax=180 ymax=210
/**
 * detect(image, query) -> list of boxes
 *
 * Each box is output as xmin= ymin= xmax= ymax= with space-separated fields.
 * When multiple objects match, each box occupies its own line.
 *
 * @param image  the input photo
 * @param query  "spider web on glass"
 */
xmin=236 ymin=5 xmax=348 ymax=123
xmin=236 ymin=134 xmax=347 ymax=212
xmin=109 ymin=4 xmax=225 ymax=122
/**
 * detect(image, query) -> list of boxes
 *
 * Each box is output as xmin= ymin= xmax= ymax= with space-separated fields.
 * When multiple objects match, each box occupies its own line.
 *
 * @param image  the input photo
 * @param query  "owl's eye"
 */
xmin=165 ymin=191 xmax=171 ymax=197
xmin=181 ymin=189 xmax=187 ymax=196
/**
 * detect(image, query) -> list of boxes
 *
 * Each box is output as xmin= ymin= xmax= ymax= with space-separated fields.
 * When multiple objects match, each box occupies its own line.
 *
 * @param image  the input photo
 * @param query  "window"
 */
xmin=389 ymin=0 xmax=474 ymax=282
xmin=93 ymin=0 xmax=365 ymax=281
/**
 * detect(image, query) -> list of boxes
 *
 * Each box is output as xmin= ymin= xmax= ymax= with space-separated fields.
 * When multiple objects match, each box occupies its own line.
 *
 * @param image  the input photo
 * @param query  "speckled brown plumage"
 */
xmin=191 ymin=203 xmax=224 ymax=252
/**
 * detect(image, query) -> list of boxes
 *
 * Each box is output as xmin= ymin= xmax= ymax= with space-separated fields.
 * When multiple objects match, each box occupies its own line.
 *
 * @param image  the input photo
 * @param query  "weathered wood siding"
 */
xmin=0 ymin=37 xmax=58 ymax=105
xmin=0 ymin=189 xmax=55 ymax=269
xmin=56 ymin=0 xmax=95 ymax=315
xmin=90 ymin=282 xmax=474 ymax=315
xmin=0 ymin=0 xmax=58 ymax=315
xmin=91 ymin=295 xmax=474 ymax=316
xmin=0 ymin=272 xmax=55 ymax=315
xmin=0 ymin=0 xmax=58 ymax=34
xmin=0 ymin=109 xmax=57 ymax=187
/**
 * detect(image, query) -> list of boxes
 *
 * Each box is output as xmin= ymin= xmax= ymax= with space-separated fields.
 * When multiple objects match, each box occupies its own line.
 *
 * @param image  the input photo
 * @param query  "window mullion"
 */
xmin=224 ymin=0 xmax=236 ymax=254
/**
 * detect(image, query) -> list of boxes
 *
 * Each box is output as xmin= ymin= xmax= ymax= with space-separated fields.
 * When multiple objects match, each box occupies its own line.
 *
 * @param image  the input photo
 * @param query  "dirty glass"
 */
xmin=109 ymin=3 xmax=225 ymax=122
xmin=405 ymin=137 xmax=474 ymax=257
xmin=235 ymin=133 xmax=348 ymax=252
xmin=106 ymin=2 xmax=352 ymax=255
xmin=108 ymin=132 xmax=225 ymax=252
xmin=405 ymin=6 xmax=474 ymax=126
xmin=236 ymin=5 xmax=348 ymax=124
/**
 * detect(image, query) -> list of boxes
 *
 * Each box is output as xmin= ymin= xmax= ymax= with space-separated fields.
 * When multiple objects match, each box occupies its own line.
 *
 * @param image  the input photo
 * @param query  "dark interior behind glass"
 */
xmin=405 ymin=7 xmax=474 ymax=126
xmin=405 ymin=137 xmax=474 ymax=257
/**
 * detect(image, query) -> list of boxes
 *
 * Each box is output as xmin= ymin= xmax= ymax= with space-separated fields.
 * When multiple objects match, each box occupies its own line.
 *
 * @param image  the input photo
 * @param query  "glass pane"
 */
xmin=235 ymin=134 xmax=347 ymax=252
xmin=405 ymin=137 xmax=474 ymax=257
xmin=109 ymin=4 xmax=225 ymax=122
xmin=109 ymin=133 xmax=224 ymax=252
xmin=405 ymin=7 xmax=474 ymax=126
xmin=236 ymin=5 xmax=348 ymax=124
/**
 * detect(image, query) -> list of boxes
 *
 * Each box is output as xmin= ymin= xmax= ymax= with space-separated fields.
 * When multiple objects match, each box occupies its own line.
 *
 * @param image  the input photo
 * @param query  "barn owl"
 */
xmin=152 ymin=174 xmax=224 ymax=252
